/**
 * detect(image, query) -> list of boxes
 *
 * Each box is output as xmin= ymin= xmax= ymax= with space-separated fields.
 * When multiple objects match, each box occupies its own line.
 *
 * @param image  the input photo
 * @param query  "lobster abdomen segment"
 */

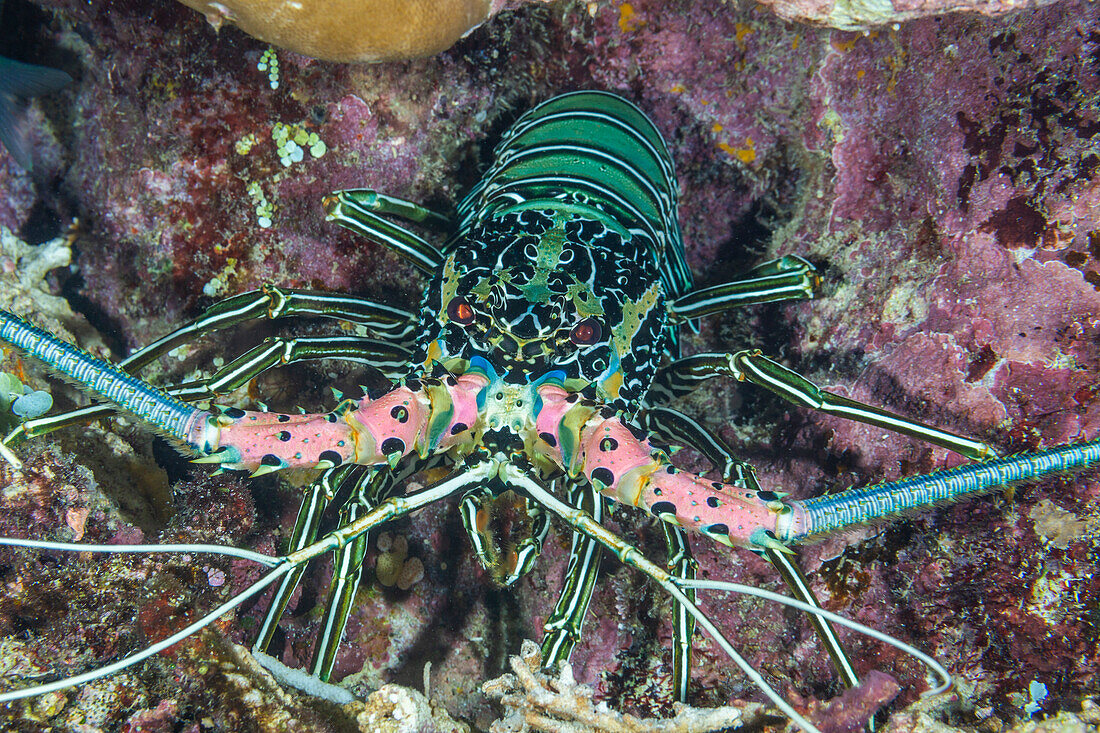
xmin=456 ymin=91 xmax=693 ymax=302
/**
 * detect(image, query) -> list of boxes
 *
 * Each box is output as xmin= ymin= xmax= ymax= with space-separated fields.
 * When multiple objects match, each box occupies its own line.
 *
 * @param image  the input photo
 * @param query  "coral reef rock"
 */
xmin=0 ymin=0 xmax=1097 ymax=731
xmin=758 ymin=0 xmax=1064 ymax=31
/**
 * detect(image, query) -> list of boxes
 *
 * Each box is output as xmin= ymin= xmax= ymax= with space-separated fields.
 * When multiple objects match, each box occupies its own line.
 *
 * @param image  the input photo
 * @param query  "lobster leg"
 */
xmin=459 ymin=484 xmax=552 ymax=586
xmin=661 ymin=520 xmax=698 ymax=703
xmin=539 ymin=479 xmax=604 ymax=671
xmin=175 ymin=335 xmax=411 ymax=399
xmin=668 ymin=255 xmax=821 ymax=321
xmin=503 ymin=501 xmax=551 ymax=587
xmin=324 ymin=189 xmax=448 ymax=274
xmin=309 ymin=477 xmax=380 ymax=679
xmin=765 ymin=546 xmax=861 ymax=689
xmin=122 ymin=284 xmax=418 ymax=374
xmin=261 ymin=452 xmax=448 ymax=680
xmin=252 ymin=464 xmax=364 ymax=657
xmin=640 ymin=404 xmax=860 ymax=697
xmin=650 ymin=350 xmax=995 ymax=460
xmin=327 ymin=188 xmax=452 ymax=230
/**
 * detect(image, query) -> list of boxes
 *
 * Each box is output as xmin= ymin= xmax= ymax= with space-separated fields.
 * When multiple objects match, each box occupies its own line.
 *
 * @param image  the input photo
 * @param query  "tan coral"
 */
xmin=177 ymin=0 xmax=494 ymax=62
xmin=351 ymin=684 xmax=470 ymax=733
xmin=375 ymin=532 xmax=426 ymax=590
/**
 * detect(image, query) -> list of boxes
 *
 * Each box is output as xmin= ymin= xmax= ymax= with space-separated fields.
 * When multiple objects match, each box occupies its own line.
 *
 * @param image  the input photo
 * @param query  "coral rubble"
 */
xmin=758 ymin=0 xmax=1064 ymax=32
xmin=482 ymin=640 xmax=765 ymax=732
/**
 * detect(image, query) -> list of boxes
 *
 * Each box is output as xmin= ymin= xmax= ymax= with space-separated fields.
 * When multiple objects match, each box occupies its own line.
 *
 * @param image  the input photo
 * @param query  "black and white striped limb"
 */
xmin=649 ymin=350 xmax=995 ymax=460
xmin=669 ymin=255 xmax=820 ymax=322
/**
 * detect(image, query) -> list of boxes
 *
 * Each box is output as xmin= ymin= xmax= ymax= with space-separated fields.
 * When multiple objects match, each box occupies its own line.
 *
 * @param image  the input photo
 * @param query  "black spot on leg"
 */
xmin=706 ymin=496 xmax=721 ymax=508
xmin=451 ymin=422 xmax=468 ymax=435
xmin=591 ymin=467 xmax=615 ymax=486
xmin=651 ymin=501 xmax=677 ymax=517
xmin=261 ymin=454 xmax=283 ymax=467
xmin=539 ymin=431 xmax=557 ymax=447
xmin=598 ymin=437 xmax=618 ymax=451
xmin=277 ymin=414 xmax=290 ymax=422
xmin=381 ymin=437 xmax=406 ymax=455
xmin=224 ymin=407 xmax=246 ymax=419
xmin=318 ymin=450 xmax=342 ymax=466
xmin=390 ymin=405 xmax=410 ymax=423
xmin=276 ymin=431 xmax=292 ymax=442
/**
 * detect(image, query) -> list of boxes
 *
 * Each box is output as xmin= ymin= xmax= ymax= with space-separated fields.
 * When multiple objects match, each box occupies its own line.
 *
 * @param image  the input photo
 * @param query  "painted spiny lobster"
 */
xmin=0 ymin=91 xmax=1096 ymax=731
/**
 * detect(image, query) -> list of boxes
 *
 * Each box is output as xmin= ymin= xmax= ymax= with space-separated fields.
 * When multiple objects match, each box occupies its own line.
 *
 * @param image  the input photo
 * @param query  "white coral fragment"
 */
xmin=0 ymin=225 xmax=94 ymax=349
xmin=483 ymin=640 xmax=764 ymax=733
xmin=353 ymin=683 xmax=469 ymax=733
xmin=1029 ymin=499 xmax=1087 ymax=549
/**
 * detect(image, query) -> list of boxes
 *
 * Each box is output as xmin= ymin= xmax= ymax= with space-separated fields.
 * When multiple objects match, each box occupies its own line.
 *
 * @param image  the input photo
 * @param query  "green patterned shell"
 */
xmin=414 ymin=91 xmax=693 ymax=410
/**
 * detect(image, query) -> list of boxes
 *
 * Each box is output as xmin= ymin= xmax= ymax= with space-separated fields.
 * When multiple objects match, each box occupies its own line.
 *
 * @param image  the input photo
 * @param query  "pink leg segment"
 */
xmin=187 ymin=374 xmax=488 ymax=472
xmin=534 ymin=385 xmax=787 ymax=549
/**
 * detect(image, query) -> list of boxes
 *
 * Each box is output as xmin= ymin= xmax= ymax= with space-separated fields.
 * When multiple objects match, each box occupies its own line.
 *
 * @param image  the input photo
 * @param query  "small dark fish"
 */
xmin=0 ymin=56 xmax=70 ymax=171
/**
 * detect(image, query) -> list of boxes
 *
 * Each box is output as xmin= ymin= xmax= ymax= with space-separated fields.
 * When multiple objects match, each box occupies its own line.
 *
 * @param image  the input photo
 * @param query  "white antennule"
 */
xmin=0 ymin=536 xmax=290 ymax=703
xmin=503 ymin=462 xmax=953 ymax=733
xmin=678 ymin=577 xmax=953 ymax=695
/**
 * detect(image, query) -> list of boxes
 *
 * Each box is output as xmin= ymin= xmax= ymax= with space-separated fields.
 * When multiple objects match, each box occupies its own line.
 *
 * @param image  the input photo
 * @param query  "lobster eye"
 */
xmin=569 ymin=318 xmax=602 ymax=346
xmin=447 ymin=297 xmax=475 ymax=325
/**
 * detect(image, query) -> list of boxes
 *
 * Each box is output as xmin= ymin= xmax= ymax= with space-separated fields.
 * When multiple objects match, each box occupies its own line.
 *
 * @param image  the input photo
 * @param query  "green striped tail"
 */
xmin=455 ymin=91 xmax=693 ymax=302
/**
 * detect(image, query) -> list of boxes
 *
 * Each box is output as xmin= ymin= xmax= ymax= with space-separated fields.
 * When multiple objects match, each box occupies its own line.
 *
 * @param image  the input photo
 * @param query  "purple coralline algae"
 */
xmin=0 ymin=0 xmax=1097 ymax=730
